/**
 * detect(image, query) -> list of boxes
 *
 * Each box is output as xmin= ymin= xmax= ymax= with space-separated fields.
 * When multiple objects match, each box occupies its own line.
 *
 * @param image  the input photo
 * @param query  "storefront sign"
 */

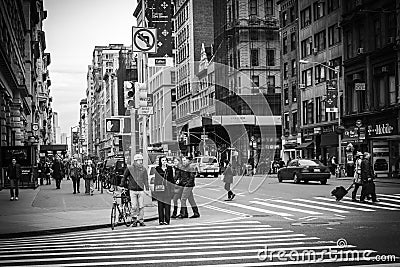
xmin=367 ymin=122 xmax=396 ymax=137
xmin=220 ymin=115 xmax=256 ymax=125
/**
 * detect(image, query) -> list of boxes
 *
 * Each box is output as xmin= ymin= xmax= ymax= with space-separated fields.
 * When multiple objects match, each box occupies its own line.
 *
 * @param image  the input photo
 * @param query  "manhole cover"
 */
xmin=292 ymin=221 xmax=341 ymax=226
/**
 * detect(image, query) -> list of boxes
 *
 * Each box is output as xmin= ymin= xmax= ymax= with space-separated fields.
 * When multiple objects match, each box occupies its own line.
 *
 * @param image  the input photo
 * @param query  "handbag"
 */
xmin=155 ymin=170 xmax=167 ymax=192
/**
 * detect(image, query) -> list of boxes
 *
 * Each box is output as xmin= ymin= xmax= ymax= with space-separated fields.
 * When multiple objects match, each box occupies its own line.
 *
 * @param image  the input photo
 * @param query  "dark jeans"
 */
xmin=180 ymin=187 xmax=197 ymax=216
xmin=85 ymin=179 xmax=90 ymax=193
xmin=55 ymin=179 xmax=61 ymax=189
xmin=361 ymin=181 xmax=377 ymax=201
xmin=72 ymin=178 xmax=81 ymax=193
xmin=157 ymin=200 xmax=171 ymax=224
xmin=10 ymin=179 xmax=19 ymax=198
xmin=352 ymin=183 xmax=361 ymax=200
xmin=224 ymin=183 xmax=233 ymax=199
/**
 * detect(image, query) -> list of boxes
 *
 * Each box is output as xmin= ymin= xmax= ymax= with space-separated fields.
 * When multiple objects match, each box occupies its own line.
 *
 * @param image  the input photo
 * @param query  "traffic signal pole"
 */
xmin=130 ymin=107 xmax=136 ymax=164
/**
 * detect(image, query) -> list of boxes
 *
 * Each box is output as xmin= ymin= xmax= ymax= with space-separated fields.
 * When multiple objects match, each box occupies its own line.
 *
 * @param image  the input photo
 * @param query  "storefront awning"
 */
xmin=295 ymin=142 xmax=314 ymax=149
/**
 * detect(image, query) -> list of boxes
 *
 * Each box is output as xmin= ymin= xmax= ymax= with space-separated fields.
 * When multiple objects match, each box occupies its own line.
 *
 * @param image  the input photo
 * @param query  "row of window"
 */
xmin=283 ymin=83 xmax=297 ymax=104
xmin=228 ymin=0 xmax=274 ymax=23
xmin=192 ymin=92 xmax=215 ymax=113
xmin=283 ymin=111 xmax=298 ymax=134
xmin=300 ymin=0 xmax=340 ymax=29
xmin=249 ymin=48 xmax=276 ymax=67
xmin=302 ymin=98 xmax=338 ymax=126
xmin=300 ymin=25 xmax=341 ymax=58
xmin=175 ymin=3 xmax=189 ymax=29
xmin=301 ymin=57 xmax=341 ymax=87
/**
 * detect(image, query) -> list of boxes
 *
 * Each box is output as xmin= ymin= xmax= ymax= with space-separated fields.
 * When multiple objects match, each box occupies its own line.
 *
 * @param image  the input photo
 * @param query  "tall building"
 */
xmin=173 ymin=0 xmax=215 ymax=157
xmin=213 ymin=0 xmax=282 ymax=167
xmin=296 ymin=0 xmax=343 ymax=163
xmin=341 ymin=0 xmax=400 ymax=178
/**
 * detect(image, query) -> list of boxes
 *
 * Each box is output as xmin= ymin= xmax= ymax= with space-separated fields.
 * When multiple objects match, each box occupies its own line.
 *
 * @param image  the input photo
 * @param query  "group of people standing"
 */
xmin=352 ymin=152 xmax=378 ymax=203
xmin=68 ymin=159 xmax=97 ymax=195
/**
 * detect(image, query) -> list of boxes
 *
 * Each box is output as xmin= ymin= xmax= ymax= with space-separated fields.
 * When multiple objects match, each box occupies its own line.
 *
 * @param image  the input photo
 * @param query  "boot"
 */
xmin=177 ymin=207 xmax=188 ymax=219
xmin=171 ymin=206 xmax=178 ymax=218
xmin=190 ymin=206 xmax=200 ymax=218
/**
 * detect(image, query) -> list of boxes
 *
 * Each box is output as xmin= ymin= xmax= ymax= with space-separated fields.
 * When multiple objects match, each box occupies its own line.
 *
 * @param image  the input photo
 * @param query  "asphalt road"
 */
xmin=1 ymin=175 xmax=399 ymax=266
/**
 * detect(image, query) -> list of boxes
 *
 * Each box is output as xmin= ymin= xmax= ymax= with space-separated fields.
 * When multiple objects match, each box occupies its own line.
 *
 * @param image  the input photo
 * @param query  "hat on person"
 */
xmin=364 ymin=152 xmax=370 ymax=157
xmin=356 ymin=151 xmax=363 ymax=157
xmin=133 ymin=154 xmax=144 ymax=161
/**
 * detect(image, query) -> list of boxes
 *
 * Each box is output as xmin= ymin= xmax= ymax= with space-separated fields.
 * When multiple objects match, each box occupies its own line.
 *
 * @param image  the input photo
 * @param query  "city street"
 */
xmin=1 ymin=175 xmax=399 ymax=266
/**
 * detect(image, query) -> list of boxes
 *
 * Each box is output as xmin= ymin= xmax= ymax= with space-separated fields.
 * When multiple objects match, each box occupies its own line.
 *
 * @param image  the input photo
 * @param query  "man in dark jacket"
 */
xmin=7 ymin=157 xmax=22 ymax=201
xmin=120 ymin=154 xmax=149 ymax=226
xmin=177 ymin=156 xmax=200 ymax=219
xmin=52 ymin=159 xmax=63 ymax=189
xmin=82 ymin=159 xmax=96 ymax=195
xmin=360 ymin=152 xmax=378 ymax=203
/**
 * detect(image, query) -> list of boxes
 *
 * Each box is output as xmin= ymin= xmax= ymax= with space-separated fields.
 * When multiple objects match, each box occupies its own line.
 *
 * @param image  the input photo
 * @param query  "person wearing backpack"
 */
xmin=70 ymin=159 xmax=82 ymax=194
xmin=83 ymin=159 xmax=96 ymax=196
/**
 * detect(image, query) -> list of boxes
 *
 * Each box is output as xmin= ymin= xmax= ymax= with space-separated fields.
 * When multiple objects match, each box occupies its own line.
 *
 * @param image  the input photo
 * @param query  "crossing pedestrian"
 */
xmin=222 ymin=162 xmax=235 ymax=201
xmin=120 ymin=154 xmax=149 ymax=226
xmin=351 ymin=152 xmax=364 ymax=201
xmin=6 ymin=157 xmax=22 ymax=201
xmin=70 ymin=159 xmax=82 ymax=194
xmin=360 ymin=152 xmax=378 ymax=203
xmin=52 ymin=158 xmax=63 ymax=189
xmin=171 ymin=157 xmax=183 ymax=219
xmin=154 ymin=156 xmax=175 ymax=225
xmin=83 ymin=159 xmax=96 ymax=195
xmin=177 ymin=156 xmax=200 ymax=219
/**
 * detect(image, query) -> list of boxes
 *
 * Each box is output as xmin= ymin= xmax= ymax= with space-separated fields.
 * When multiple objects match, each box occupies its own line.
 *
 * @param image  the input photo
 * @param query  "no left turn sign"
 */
xmin=132 ymin=27 xmax=157 ymax=53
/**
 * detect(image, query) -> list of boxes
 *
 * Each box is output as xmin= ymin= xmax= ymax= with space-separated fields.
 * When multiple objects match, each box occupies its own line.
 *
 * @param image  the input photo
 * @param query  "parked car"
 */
xmin=191 ymin=156 xmax=220 ymax=177
xmin=277 ymin=159 xmax=330 ymax=184
xmin=374 ymin=158 xmax=388 ymax=171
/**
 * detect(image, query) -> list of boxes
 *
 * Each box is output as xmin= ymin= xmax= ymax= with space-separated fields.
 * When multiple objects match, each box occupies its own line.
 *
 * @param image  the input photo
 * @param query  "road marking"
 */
xmin=295 ymin=198 xmax=375 ymax=212
xmin=269 ymin=199 xmax=350 ymax=214
xmin=341 ymin=197 xmax=400 ymax=210
xmin=378 ymin=194 xmax=400 ymax=199
xmin=376 ymin=197 xmax=400 ymax=204
xmin=204 ymin=205 xmax=250 ymax=216
xmin=225 ymin=202 xmax=294 ymax=217
xmin=250 ymin=201 xmax=322 ymax=215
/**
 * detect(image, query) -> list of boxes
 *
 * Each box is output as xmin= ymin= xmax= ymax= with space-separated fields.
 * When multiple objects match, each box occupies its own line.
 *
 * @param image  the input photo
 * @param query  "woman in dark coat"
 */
xmin=52 ymin=159 xmax=62 ymax=189
xmin=223 ymin=162 xmax=235 ymax=200
xmin=154 ymin=156 xmax=175 ymax=225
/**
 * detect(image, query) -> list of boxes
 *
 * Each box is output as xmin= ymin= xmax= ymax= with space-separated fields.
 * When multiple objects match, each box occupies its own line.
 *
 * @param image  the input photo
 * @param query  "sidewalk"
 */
xmin=0 ymin=179 xmax=158 ymax=238
xmin=333 ymin=175 xmax=400 ymax=184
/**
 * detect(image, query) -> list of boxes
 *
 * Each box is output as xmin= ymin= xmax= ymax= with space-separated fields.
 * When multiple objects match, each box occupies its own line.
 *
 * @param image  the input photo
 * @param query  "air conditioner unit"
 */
xmin=313 ymin=48 xmax=318 ymax=54
xmin=353 ymin=73 xmax=361 ymax=81
xmin=357 ymin=47 xmax=364 ymax=54
xmin=388 ymin=37 xmax=395 ymax=44
xmin=299 ymin=84 xmax=306 ymax=89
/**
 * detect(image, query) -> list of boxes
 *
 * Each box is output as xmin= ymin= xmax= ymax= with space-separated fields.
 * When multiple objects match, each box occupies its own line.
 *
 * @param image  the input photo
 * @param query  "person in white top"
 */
xmin=351 ymin=152 xmax=364 ymax=201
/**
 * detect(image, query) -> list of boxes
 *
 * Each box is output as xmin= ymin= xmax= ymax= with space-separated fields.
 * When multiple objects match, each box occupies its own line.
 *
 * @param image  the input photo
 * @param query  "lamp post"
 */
xmin=299 ymin=60 xmax=342 ymax=165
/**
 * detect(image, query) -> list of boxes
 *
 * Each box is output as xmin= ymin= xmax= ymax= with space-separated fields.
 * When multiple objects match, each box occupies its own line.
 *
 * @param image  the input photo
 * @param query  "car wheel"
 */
xmin=303 ymin=180 xmax=309 ymax=183
xmin=293 ymin=173 xmax=301 ymax=184
xmin=320 ymin=179 xmax=327 ymax=185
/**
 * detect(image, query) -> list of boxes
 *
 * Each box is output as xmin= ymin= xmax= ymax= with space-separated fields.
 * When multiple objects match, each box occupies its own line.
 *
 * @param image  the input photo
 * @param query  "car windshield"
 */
xmin=299 ymin=160 xmax=320 ymax=166
xmin=202 ymin=157 xmax=217 ymax=163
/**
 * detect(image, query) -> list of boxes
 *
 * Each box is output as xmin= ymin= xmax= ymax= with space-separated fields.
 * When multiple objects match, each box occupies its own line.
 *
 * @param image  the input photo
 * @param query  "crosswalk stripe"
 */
xmin=0 ymin=222 xmax=265 ymax=244
xmin=204 ymin=205 xmax=249 ymax=216
xmin=296 ymin=198 xmax=375 ymax=211
xmin=250 ymin=201 xmax=322 ymax=215
xmin=0 ymin=241 xmax=337 ymax=259
xmin=0 ymin=245 xmax=357 ymax=264
xmin=341 ymin=197 xmax=400 ymax=210
xmin=268 ymin=199 xmax=349 ymax=214
xmin=376 ymin=197 xmax=400 ymax=204
xmin=0 ymin=237 xmax=321 ymax=253
xmin=377 ymin=194 xmax=400 ymax=199
xmin=363 ymin=199 xmax=400 ymax=209
xmin=0 ymin=230 xmax=294 ymax=248
xmin=225 ymin=202 xmax=294 ymax=217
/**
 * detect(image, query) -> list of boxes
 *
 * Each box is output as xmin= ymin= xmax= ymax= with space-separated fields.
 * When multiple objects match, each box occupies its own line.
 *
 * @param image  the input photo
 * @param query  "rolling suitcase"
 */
xmin=331 ymin=183 xmax=354 ymax=201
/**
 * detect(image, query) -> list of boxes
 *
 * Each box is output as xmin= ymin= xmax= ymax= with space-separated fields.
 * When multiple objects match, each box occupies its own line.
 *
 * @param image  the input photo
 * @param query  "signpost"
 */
xmin=325 ymin=80 xmax=338 ymax=113
xmin=132 ymin=27 xmax=157 ymax=53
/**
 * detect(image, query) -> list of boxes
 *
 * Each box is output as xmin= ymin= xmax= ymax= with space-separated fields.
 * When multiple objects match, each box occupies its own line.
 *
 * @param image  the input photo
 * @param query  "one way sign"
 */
xmin=105 ymin=118 xmax=121 ymax=133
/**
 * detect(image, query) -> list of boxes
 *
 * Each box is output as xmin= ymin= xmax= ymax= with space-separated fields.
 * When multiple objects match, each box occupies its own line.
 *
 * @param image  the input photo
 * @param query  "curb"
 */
xmin=0 ymin=215 xmax=159 ymax=240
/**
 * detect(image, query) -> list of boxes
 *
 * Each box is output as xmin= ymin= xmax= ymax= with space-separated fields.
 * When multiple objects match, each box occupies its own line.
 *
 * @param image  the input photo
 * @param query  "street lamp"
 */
xmin=299 ymin=60 xmax=342 ymax=165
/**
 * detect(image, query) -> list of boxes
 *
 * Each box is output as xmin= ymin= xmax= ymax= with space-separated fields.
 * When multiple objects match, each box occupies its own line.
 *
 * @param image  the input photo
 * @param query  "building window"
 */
xmin=315 ymin=97 xmax=321 ymax=123
xmin=282 ymin=11 xmax=288 ymax=27
xmin=307 ymin=100 xmax=314 ymax=124
xmin=345 ymin=30 xmax=353 ymax=59
xmin=292 ymin=111 xmax=298 ymax=134
xmin=284 ymin=62 xmax=288 ymax=79
xmin=250 ymin=49 xmax=259 ymax=66
xmin=267 ymin=75 xmax=275 ymax=93
xmin=284 ymin=113 xmax=290 ymax=130
xmin=284 ymin=87 xmax=289 ymax=104
xmin=315 ymin=64 xmax=326 ymax=84
xmin=328 ymin=57 xmax=342 ymax=80
xmin=302 ymin=68 xmax=313 ymax=87
xmin=249 ymin=0 xmax=257 ymax=15
xmin=265 ymin=0 xmax=274 ymax=16
xmin=250 ymin=29 xmax=258 ymax=40
xmin=314 ymin=30 xmax=326 ymax=52
xmin=327 ymin=0 xmax=339 ymax=13
xmin=300 ymin=6 xmax=312 ymax=28
xmin=373 ymin=17 xmax=382 ymax=49
xmin=290 ymin=6 xmax=296 ymax=22
xmin=283 ymin=36 xmax=288 ymax=54
xmin=301 ymin=37 xmax=312 ymax=58
xmin=313 ymin=1 xmax=325 ymax=20
xmin=328 ymin=24 xmax=341 ymax=46
xmin=291 ymin=59 xmax=296 ymax=77
xmin=292 ymin=83 xmax=297 ymax=102
xmin=252 ymin=75 xmax=260 ymax=87
xmin=266 ymin=49 xmax=275 ymax=66
xmin=290 ymin=32 xmax=296 ymax=51
xmin=302 ymin=101 xmax=308 ymax=125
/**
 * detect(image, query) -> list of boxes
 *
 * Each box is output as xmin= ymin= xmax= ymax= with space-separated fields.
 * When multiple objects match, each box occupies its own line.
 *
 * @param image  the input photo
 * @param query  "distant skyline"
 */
xmin=43 ymin=0 xmax=137 ymax=136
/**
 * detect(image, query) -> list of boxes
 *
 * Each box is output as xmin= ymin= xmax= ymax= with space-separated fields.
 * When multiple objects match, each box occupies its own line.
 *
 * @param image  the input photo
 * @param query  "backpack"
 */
xmin=86 ymin=165 xmax=93 ymax=175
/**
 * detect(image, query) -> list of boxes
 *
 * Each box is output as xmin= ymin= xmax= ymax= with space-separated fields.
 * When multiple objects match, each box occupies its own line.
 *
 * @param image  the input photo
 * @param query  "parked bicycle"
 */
xmin=110 ymin=188 xmax=134 ymax=230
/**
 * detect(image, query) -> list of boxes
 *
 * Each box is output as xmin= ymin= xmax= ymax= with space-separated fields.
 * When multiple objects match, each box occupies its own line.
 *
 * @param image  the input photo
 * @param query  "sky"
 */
xmin=43 ymin=0 xmax=137 ymax=135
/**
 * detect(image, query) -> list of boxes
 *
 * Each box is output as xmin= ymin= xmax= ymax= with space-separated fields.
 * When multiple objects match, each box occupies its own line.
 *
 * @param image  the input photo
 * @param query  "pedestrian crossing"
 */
xmin=204 ymin=193 xmax=400 ymax=220
xmin=0 ymin=220 xmax=377 ymax=266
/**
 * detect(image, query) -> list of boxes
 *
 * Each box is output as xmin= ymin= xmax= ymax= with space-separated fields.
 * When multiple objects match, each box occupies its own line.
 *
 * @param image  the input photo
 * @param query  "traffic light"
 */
xmin=134 ymin=82 xmax=147 ymax=108
xmin=124 ymin=81 xmax=134 ymax=108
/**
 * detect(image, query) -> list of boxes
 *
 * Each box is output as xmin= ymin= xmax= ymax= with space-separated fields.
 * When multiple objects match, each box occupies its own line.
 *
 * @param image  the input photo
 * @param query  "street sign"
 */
xmin=325 ymin=80 xmax=338 ymax=112
xmin=132 ymin=27 xmax=157 ymax=53
xmin=355 ymin=82 xmax=366 ymax=91
xmin=148 ymin=57 xmax=174 ymax=67
xmin=146 ymin=93 xmax=153 ymax=107
xmin=138 ymin=107 xmax=154 ymax=115
xmin=105 ymin=118 xmax=121 ymax=133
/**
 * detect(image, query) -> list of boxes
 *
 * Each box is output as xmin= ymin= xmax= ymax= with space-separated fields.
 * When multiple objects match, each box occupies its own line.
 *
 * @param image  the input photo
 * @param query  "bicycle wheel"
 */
xmin=110 ymin=204 xmax=117 ymax=230
xmin=122 ymin=201 xmax=133 ymax=227
xmin=102 ymin=178 xmax=111 ymax=189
